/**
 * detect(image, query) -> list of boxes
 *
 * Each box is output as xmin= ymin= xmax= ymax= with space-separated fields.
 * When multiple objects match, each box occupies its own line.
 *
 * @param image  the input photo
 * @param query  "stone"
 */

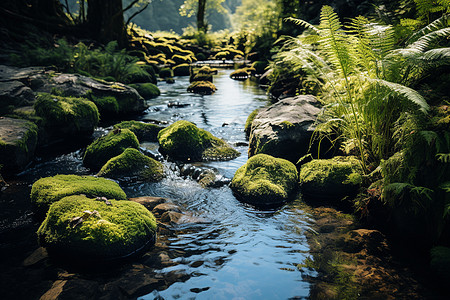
xmin=83 ymin=129 xmax=140 ymax=171
xmin=129 ymin=83 xmax=160 ymax=99
xmin=0 ymin=117 xmax=38 ymax=174
xmin=173 ymin=63 xmax=190 ymax=76
xmin=97 ymin=148 xmax=164 ymax=182
xmin=40 ymin=279 xmax=99 ymax=300
xmin=129 ymin=196 xmax=168 ymax=211
xmin=34 ymin=93 xmax=99 ymax=140
xmin=30 ymin=174 xmax=127 ymax=217
xmin=248 ymin=95 xmax=322 ymax=163
xmin=0 ymin=80 xmax=34 ymax=112
xmin=157 ymin=120 xmax=239 ymax=162
xmin=23 ymin=247 xmax=48 ymax=267
xmin=230 ymin=153 xmax=298 ymax=207
xmin=37 ymin=195 xmax=157 ymax=261
xmin=187 ymin=81 xmax=216 ymax=95
xmin=299 ymin=156 xmax=363 ymax=201
xmin=152 ymin=203 xmax=182 ymax=217
xmin=113 ymin=120 xmax=163 ymax=143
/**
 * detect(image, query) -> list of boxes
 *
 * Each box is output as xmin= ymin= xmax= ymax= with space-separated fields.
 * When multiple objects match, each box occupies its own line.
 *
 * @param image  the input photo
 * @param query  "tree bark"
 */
xmin=197 ymin=0 xmax=207 ymax=33
xmin=87 ymin=0 xmax=126 ymax=46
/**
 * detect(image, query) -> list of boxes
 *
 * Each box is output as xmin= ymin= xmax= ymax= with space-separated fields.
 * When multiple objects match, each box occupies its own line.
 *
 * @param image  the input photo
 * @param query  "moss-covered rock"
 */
xmin=171 ymin=54 xmax=192 ymax=65
xmin=0 ymin=117 xmax=38 ymax=174
xmin=129 ymin=83 xmax=160 ymax=99
xmin=299 ymin=156 xmax=363 ymax=201
xmin=37 ymin=195 xmax=156 ymax=261
xmin=230 ymin=68 xmax=251 ymax=81
xmin=83 ymin=129 xmax=140 ymax=171
xmin=187 ymin=81 xmax=217 ymax=95
xmin=244 ymin=108 xmax=260 ymax=139
xmin=88 ymin=95 xmax=119 ymax=117
xmin=157 ymin=120 xmax=239 ymax=162
xmin=230 ymin=154 xmax=298 ymax=207
xmin=190 ymin=73 xmax=213 ymax=83
xmin=30 ymin=175 xmax=127 ymax=216
xmin=97 ymin=148 xmax=164 ymax=181
xmin=113 ymin=120 xmax=163 ymax=142
xmin=159 ymin=68 xmax=173 ymax=79
xmin=34 ymin=93 xmax=99 ymax=138
xmin=197 ymin=66 xmax=218 ymax=75
xmin=173 ymin=64 xmax=190 ymax=76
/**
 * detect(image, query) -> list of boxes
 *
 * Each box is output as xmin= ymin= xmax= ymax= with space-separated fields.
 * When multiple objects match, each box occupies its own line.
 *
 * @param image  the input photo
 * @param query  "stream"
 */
xmin=0 ymin=70 xmax=319 ymax=299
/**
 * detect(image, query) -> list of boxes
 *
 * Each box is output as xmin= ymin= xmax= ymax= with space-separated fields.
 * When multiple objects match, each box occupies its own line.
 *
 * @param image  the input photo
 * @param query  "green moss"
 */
xmin=159 ymin=68 xmax=173 ymax=78
xmin=113 ymin=120 xmax=162 ymax=142
xmin=173 ymin=64 xmax=191 ymax=76
xmin=244 ymin=109 xmax=260 ymax=138
xmin=83 ymin=129 xmax=140 ymax=171
xmin=214 ymin=51 xmax=230 ymax=60
xmin=187 ymin=81 xmax=217 ymax=95
xmin=37 ymin=195 xmax=156 ymax=260
xmin=197 ymin=66 xmax=218 ymax=74
xmin=97 ymin=148 xmax=164 ymax=181
xmin=230 ymin=154 xmax=298 ymax=206
xmin=299 ymin=156 xmax=363 ymax=200
xmin=30 ymin=174 xmax=127 ymax=216
xmin=157 ymin=120 xmax=239 ymax=161
xmin=34 ymin=93 xmax=99 ymax=132
xmin=89 ymin=96 xmax=119 ymax=116
xmin=171 ymin=54 xmax=192 ymax=65
xmin=190 ymin=73 xmax=213 ymax=83
xmin=281 ymin=120 xmax=294 ymax=129
xmin=129 ymin=83 xmax=160 ymax=99
xmin=230 ymin=68 xmax=250 ymax=80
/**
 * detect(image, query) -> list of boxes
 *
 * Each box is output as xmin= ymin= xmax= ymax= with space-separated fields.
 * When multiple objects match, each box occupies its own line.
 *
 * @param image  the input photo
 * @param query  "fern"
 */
xmin=437 ymin=153 xmax=450 ymax=162
xmin=407 ymin=13 xmax=449 ymax=44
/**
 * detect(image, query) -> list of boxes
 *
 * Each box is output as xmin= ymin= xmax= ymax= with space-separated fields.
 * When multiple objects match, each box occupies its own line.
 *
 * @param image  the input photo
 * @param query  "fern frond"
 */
xmin=408 ymin=27 xmax=450 ymax=51
xmin=406 ymin=13 xmax=449 ymax=44
xmin=437 ymin=153 xmax=450 ymax=163
xmin=421 ymin=47 xmax=450 ymax=62
xmin=284 ymin=17 xmax=320 ymax=34
xmin=367 ymin=78 xmax=430 ymax=113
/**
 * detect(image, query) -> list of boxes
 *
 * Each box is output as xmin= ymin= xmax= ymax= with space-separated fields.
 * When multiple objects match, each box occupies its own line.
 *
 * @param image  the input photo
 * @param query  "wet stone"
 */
xmin=40 ymin=279 xmax=99 ymax=300
xmin=152 ymin=203 xmax=182 ymax=216
xmin=129 ymin=196 xmax=169 ymax=211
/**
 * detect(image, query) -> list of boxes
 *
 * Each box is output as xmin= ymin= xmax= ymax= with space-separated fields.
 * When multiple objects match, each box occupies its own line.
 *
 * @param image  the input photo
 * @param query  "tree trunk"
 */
xmin=87 ymin=0 xmax=126 ymax=46
xmin=197 ymin=0 xmax=207 ymax=33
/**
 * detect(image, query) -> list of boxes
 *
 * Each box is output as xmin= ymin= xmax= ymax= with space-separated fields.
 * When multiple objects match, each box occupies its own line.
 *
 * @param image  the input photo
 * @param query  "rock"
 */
xmin=113 ymin=120 xmax=163 ymax=143
xmin=40 ymin=279 xmax=99 ymax=300
xmin=30 ymin=174 xmax=127 ymax=217
xmin=244 ymin=108 xmax=261 ymax=139
xmin=83 ymin=129 xmax=140 ymax=171
xmin=110 ymin=266 xmax=164 ymax=298
xmin=0 ymin=117 xmax=38 ymax=174
xmin=157 ymin=120 xmax=239 ymax=162
xmin=36 ymin=73 xmax=147 ymax=115
xmin=129 ymin=196 xmax=168 ymax=211
xmin=230 ymin=154 xmax=298 ymax=207
xmin=248 ymin=95 xmax=322 ymax=163
xmin=0 ymin=172 xmax=7 ymax=191
xmin=129 ymin=83 xmax=160 ymax=99
xmin=230 ymin=68 xmax=251 ymax=81
xmin=34 ymin=93 xmax=99 ymax=141
xmin=430 ymin=246 xmax=450 ymax=282
xmin=152 ymin=203 xmax=182 ymax=217
xmin=299 ymin=156 xmax=363 ymax=201
xmin=343 ymin=229 xmax=389 ymax=255
xmin=0 ymin=80 xmax=34 ymax=113
xmin=97 ymin=148 xmax=164 ymax=182
xmin=23 ymin=247 xmax=48 ymax=267
xmin=190 ymin=72 xmax=213 ymax=83
xmin=187 ymin=81 xmax=216 ymax=95
xmin=160 ymin=211 xmax=184 ymax=224
xmin=173 ymin=63 xmax=190 ymax=76
xmin=37 ymin=195 xmax=157 ymax=261
xmin=159 ymin=68 xmax=173 ymax=79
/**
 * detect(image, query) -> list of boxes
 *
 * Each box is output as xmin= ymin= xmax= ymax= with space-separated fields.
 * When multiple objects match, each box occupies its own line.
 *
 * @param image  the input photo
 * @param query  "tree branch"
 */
xmin=125 ymin=2 xmax=149 ymax=28
xmin=123 ymin=0 xmax=141 ymax=13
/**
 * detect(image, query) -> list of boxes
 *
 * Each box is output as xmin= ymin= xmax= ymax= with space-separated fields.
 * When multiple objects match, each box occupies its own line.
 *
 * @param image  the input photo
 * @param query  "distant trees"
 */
xmin=180 ymin=0 xmax=226 ymax=32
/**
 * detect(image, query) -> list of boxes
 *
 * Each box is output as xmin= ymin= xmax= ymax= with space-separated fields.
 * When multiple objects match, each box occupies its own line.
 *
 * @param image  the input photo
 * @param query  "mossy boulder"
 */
xmin=299 ymin=156 xmax=363 ymax=201
xmin=37 ymin=195 xmax=156 ymax=261
xmin=159 ymin=68 xmax=173 ymax=79
xmin=30 ymin=174 xmax=127 ymax=216
xmin=129 ymin=83 xmax=160 ymax=99
xmin=430 ymin=246 xmax=450 ymax=282
xmin=124 ymin=68 xmax=155 ymax=85
xmin=83 ymin=129 xmax=140 ymax=171
xmin=190 ymin=73 xmax=213 ymax=83
xmin=34 ymin=93 xmax=99 ymax=139
xmin=187 ymin=81 xmax=217 ymax=95
xmin=0 ymin=118 xmax=38 ymax=174
xmin=173 ymin=64 xmax=190 ymax=76
xmin=88 ymin=95 xmax=119 ymax=117
xmin=113 ymin=121 xmax=163 ymax=142
xmin=97 ymin=148 xmax=164 ymax=181
xmin=171 ymin=54 xmax=192 ymax=65
xmin=197 ymin=66 xmax=218 ymax=75
xmin=157 ymin=120 xmax=239 ymax=162
xmin=230 ymin=68 xmax=251 ymax=81
xmin=230 ymin=154 xmax=298 ymax=207
xmin=244 ymin=109 xmax=261 ymax=139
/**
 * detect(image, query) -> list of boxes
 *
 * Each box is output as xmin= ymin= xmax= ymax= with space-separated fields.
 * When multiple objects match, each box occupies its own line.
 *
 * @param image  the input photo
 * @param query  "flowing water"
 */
xmin=0 ymin=70 xmax=317 ymax=299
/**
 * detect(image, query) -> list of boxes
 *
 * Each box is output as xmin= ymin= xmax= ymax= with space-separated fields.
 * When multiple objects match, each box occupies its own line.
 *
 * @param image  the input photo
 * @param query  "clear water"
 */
xmin=3 ymin=70 xmax=315 ymax=299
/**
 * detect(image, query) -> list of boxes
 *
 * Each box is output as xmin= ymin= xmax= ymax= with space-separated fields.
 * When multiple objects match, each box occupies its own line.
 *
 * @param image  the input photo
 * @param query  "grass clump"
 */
xmin=157 ymin=120 xmax=239 ymax=162
xmin=97 ymin=148 xmax=164 ymax=181
xmin=83 ymin=129 xmax=139 ymax=171
xmin=30 ymin=174 xmax=127 ymax=216
xmin=37 ymin=195 xmax=156 ymax=261
xmin=230 ymin=153 xmax=298 ymax=207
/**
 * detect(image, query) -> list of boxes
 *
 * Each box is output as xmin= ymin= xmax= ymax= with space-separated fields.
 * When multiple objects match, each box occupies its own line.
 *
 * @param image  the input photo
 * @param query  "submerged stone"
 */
xmin=157 ymin=120 xmax=239 ymax=162
xmin=30 ymin=174 xmax=127 ymax=216
xmin=230 ymin=154 xmax=298 ymax=207
xmin=299 ymin=156 xmax=363 ymax=201
xmin=0 ymin=117 xmax=38 ymax=174
xmin=83 ymin=129 xmax=140 ymax=171
xmin=37 ymin=195 xmax=157 ymax=261
xmin=97 ymin=148 xmax=164 ymax=182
